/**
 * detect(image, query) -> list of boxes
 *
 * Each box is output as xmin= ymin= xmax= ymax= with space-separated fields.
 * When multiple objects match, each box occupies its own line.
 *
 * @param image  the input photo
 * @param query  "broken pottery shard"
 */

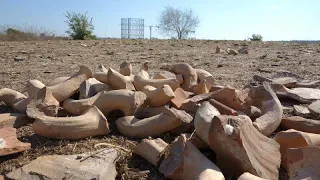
xmin=0 ymin=127 xmax=31 ymax=156
xmin=170 ymin=88 xmax=191 ymax=108
xmin=273 ymin=77 xmax=297 ymax=88
xmin=29 ymin=106 xmax=110 ymax=140
xmin=162 ymin=63 xmax=198 ymax=90
xmin=247 ymin=82 xmax=283 ymax=136
xmin=22 ymin=87 xmax=60 ymax=116
xmin=308 ymin=100 xmax=320 ymax=119
xmin=193 ymin=79 xmax=211 ymax=95
xmin=152 ymin=71 xmax=177 ymax=80
xmin=195 ymin=69 xmax=215 ymax=86
xmin=208 ymin=115 xmax=280 ymax=179
xmin=209 ymin=99 xmax=238 ymax=116
xmin=159 ymin=134 xmax=225 ymax=180
xmin=134 ymin=105 xmax=169 ymax=119
xmin=252 ymin=75 xmax=273 ymax=83
xmin=46 ymin=76 xmax=69 ymax=86
xmin=271 ymin=83 xmax=320 ymax=103
xmin=79 ymin=78 xmax=112 ymax=99
xmin=281 ymin=116 xmax=320 ymax=134
xmin=116 ymin=107 xmax=192 ymax=138
xmin=211 ymin=86 xmax=244 ymax=110
xmin=184 ymin=133 xmax=208 ymax=149
xmin=237 ymin=172 xmax=267 ymax=180
xmin=240 ymin=105 xmax=261 ymax=120
xmin=0 ymin=113 xmax=31 ymax=128
xmin=296 ymin=80 xmax=320 ymax=88
xmin=275 ymin=129 xmax=320 ymax=169
xmin=6 ymin=148 xmax=118 ymax=180
xmin=287 ymin=147 xmax=320 ymax=180
xmin=48 ymin=65 xmax=92 ymax=102
xmin=293 ymin=105 xmax=312 ymax=118
xmin=194 ymin=101 xmax=220 ymax=145
xmin=133 ymin=138 xmax=168 ymax=166
xmin=119 ymin=61 xmax=132 ymax=76
xmin=180 ymin=92 xmax=214 ymax=114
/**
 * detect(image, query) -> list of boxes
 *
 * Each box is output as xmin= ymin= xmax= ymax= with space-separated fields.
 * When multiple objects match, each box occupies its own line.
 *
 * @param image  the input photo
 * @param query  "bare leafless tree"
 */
xmin=158 ymin=6 xmax=200 ymax=39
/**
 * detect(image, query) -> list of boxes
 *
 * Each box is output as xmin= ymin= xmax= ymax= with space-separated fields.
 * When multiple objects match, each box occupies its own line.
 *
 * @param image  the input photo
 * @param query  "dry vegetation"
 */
xmin=0 ymin=39 xmax=320 ymax=179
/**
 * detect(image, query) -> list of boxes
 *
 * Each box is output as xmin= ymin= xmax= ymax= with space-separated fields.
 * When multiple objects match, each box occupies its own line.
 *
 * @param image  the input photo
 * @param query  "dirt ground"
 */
xmin=0 ymin=39 xmax=319 ymax=179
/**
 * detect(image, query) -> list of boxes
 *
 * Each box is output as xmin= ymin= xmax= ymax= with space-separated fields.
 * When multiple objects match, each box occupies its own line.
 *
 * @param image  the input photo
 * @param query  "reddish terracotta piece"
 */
xmin=281 ymin=116 xmax=320 ymax=134
xmin=170 ymin=88 xmax=191 ymax=108
xmin=0 ymin=113 xmax=31 ymax=128
xmin=0 ymin=127 xmax=31 ymax=156
xmin=308 ymin=100 xmax=320 ymax=118
xmin=209 ymin=99 xmax=238 ymax=115
xmin=275 ymin=129 xmax=320 ymax=169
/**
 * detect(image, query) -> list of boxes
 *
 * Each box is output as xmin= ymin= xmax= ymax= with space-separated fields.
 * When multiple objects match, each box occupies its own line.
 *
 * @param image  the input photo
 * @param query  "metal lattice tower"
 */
xmin=121 ymin=18 xmax=144 ymax=39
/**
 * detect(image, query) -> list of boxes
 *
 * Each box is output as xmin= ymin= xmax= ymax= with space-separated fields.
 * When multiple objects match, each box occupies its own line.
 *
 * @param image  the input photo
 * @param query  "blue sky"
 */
xmin=1 ymin=0 xmax=319 ymax=40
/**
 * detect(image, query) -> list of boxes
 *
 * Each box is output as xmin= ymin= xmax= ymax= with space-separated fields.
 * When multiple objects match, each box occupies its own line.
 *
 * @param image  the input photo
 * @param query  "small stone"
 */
xmin=80 ymin=43 xmax=87 ymax=47
xmin=6 ymin=148 xmax=118 ymax=180
xmin=0 ymin=127 xmax=31 ymax=156
xmin=308 ymin=100 xmax=320 ymax=119
xmin=238 ymin=47 xmax=249 ymax=54
xmin=293 ymin=105 xmax=312 ymax=118
xmin=260 ymin=54 xmax=267 ymax=59
xmin=226 ymin=48 xmax=238 ymax=55
xmin=215 ymin=46 xmax=221 ymax=53
xmin=282 ymin=106 xmax=293 ymax=114
xmin=14 ymin=56 xmax=25 ymax=62
xmin=217 ymin=64 xmax=223 ymax=68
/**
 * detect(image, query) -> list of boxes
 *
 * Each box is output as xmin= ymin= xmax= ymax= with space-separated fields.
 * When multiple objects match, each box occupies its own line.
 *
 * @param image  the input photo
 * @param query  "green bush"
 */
xmin=65 ymin=11 xmax=96 ymax=40
xmin=249 ymin=34 xmax=263 ymax=41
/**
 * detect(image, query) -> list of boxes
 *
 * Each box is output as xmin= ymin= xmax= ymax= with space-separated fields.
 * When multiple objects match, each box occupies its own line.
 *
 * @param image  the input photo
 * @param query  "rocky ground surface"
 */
xmin=0 ymin=39 xmax=320 ymax=180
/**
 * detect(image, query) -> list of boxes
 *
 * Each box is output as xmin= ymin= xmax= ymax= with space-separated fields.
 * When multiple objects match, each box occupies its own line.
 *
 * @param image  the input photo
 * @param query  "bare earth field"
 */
xmin=0 ymin=39 xmax=319 ymax=179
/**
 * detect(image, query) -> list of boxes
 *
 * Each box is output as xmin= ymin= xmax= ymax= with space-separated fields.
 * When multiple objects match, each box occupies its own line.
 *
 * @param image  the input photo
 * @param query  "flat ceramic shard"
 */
xmin=0 ymin=113 xmax=31 ymax=128
xmin=272 ymin=77 xmax=297 ymax=88
xmin=5 ymin=148 xmax=118 ymax=180
xmin=308 ymin=100 xmax=320 ymax=119
xmin=272 ymin=83 xmax=320 ymax=103
xmin=293 ymin=105 xmax=312 ymax=118
xmin=0 ymin=127 xmax=31 ymax=156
